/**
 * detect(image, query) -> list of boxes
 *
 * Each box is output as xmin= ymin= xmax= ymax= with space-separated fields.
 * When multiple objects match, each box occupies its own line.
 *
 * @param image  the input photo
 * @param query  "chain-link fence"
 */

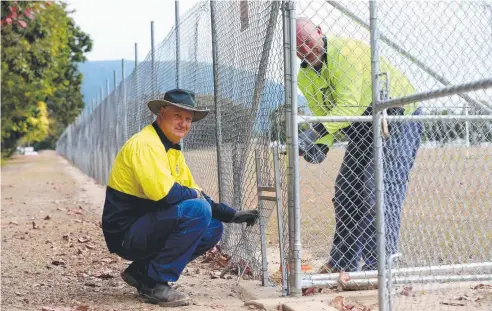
xmin=57 ymin=1 xmax=492 ymax=309
xmin=56 ymin=0 xmax=289 ymax=290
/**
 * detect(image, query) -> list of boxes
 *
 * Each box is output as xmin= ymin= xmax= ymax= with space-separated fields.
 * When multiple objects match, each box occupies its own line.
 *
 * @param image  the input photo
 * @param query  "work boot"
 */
xmin=138 ymin=282 xmax=191 ymax=307
xmin=121 ymin=261 xmax=147 ymax=289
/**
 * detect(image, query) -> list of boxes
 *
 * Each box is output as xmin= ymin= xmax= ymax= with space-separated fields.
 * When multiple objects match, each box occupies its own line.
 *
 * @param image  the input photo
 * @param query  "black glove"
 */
xmin=303 ymin=143 xmax=329 ymax=164
xmin=230 ymin=210 xmax=259 ymax=226
xmin=298 ymin=128 xmax=318 ymax=156
xmin=299 ymin=123 xmax=329 ymax=164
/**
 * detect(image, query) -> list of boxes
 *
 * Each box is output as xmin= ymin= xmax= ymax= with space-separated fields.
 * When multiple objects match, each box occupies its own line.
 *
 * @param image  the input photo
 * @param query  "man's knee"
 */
xmin=179 ymin=199 xmax=212 ymax=223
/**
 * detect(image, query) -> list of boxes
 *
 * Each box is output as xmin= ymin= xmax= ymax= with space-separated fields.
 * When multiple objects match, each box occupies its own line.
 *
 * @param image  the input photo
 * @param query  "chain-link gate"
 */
xmin=295 ymin=1 xmax=492 ymax=310
xmin=56 ymin=1 xmax=492 ymax=309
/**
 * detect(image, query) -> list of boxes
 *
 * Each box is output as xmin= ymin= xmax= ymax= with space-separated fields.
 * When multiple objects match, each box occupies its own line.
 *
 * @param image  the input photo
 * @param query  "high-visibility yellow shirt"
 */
xmin=102 ymin=122 xmax=235 ymax=252
xmin=108 ymin=123 xmax=201 ymax=201
xmin=297 ymin=36 xmax=417 ymax=147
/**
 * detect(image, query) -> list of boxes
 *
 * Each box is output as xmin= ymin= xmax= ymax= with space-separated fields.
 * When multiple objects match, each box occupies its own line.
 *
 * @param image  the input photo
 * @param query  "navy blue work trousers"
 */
xmin=329 ymin=108 xmax=423 ymax=272
xmin=117 ymin=199 xmax=223 ymax=283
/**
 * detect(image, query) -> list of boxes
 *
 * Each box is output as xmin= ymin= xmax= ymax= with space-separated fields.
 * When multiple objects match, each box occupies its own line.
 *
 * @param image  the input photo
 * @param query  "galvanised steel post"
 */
xmin=369 ymin=1 xmax=388 ymax=310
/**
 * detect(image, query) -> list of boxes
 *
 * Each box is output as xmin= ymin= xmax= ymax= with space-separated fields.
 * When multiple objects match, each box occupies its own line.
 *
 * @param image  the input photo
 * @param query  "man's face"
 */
xmin=296 ymin=21 xmax=324 ymax=66
xmin=158 ymin=105 xmax=193 ymax=143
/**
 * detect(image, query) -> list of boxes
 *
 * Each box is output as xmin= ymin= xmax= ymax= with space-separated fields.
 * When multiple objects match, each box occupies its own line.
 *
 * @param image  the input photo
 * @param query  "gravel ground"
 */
xmin=1 ymin=151 xmax=258 ymax=311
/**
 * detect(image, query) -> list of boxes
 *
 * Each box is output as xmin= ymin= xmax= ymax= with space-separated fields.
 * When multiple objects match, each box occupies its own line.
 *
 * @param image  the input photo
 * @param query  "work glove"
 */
xmin=230 ymin=210 xmax=259 ymax=226
xmin=298 ymin=128 xmax=318 ymax=157
xmin=299 ymin=127 xmax=329 ymax=164
xmin=303 ymin=143 xmax=329 ymax=164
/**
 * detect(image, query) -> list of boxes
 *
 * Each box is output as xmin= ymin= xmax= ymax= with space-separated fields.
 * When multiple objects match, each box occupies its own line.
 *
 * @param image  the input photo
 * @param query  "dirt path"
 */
xmin=1 ymin=151 xmax=257 ymax=311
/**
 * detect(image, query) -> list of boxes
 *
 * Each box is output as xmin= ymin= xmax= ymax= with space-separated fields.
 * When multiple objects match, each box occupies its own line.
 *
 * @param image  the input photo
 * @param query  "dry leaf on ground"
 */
xmin=77 ymin=236 xmax=90 ymax=243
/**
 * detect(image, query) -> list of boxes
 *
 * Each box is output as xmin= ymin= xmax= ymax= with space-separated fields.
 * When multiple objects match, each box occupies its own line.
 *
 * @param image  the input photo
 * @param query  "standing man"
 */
xmin=295 ymin=17 xmax=423 ymax=273
xmin=102 ymin=89 xmax=259 ymax=307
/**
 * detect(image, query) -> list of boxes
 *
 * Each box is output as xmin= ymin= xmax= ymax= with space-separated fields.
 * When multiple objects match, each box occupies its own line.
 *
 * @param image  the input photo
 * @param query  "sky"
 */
xmin=67 ymin=0 xmax=491 ymax=109
xmin=67 ymin=0 xmax=200 ymax=61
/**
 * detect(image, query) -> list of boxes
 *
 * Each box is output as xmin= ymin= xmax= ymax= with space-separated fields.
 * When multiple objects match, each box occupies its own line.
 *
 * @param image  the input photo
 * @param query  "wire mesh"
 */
xmin=376 ymin=2 xmax=492 ymax=309
xmin=56 ymin=0 xmax=289 ymax=286
xmin=296 ymin=0 xmax=382 ymax=278
xmin=210 ymin=0 xmax=285 ymax=280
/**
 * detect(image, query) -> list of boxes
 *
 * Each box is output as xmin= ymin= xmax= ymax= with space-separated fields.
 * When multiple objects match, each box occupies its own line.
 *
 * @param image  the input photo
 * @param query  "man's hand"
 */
xmin=303 ymin=143 xmax=329 ymax=164
xmin=230 ymin=210 xmax=259 ymax=226
xmin=298 ymin=128 xmax=318 ymax=156
xmin=194 ymin=189 xmax=204 ymax=199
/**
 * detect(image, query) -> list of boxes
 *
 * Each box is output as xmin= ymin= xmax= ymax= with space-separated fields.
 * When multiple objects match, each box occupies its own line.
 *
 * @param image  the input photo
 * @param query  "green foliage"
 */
xmin=1 ymin=1 xmax=92 ymax=157
xmin=19 ymin=101 xmax=50 ymax=145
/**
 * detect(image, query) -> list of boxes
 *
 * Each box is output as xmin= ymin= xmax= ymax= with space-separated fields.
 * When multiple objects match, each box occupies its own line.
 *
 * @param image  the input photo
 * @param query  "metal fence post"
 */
xmin=104 ymin=79 xmax=110 ymax=183
xmin=369 ymin=1 xmax=387 ymax=310
xmin=151 ymin=21 xmax=156 ymax=97
xmin=174 ymin=2 xmax=184 ymax=151
xmin=97 ymin=87 xmax=103 ymax=183
xmin=282 ymin=2 xmax=294 ymax=294
xmin=464 ymin=102 xmax=470 ymax=158
xmin=112 ymin=69 xmax=118 ymax=165
xmin=135 ymin=43 xmax=140 ymax=130
xmin=175 ymin=0 xmax=180 ymax=88
xmin=210 ymin=0 xmax=224 ymax=203
xmin=121 ymin=59 xmax=127 ymax=142
xmin=210 ymin=0 xmax=227 ymax=253
xmin=283 ymin=0 xmax=301 ymax=297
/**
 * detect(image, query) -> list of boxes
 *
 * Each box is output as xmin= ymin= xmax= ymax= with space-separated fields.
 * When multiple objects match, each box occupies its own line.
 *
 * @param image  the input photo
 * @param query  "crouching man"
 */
xmin=102 ymin=89 xmax=258 ymax=307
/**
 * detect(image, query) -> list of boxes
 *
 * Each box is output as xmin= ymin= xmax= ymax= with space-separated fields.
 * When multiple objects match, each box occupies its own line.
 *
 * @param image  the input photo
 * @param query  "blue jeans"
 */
xmin=117 ymin=199 xmax=223 ymax=283
xmin=329 ymin=108 xmax=423 ymax=272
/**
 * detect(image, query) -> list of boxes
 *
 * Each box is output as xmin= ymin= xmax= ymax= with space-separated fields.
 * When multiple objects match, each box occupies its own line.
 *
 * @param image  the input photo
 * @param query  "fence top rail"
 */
xmin=376 ymin=78 xmax=492 ymax=113
xmin=298 ymin=114 xmax=492 ymax=124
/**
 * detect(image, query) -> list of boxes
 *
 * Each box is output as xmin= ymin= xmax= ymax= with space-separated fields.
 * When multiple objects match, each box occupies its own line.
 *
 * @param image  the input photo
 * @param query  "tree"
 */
xmin=18 ymin=101 xmax=50 ymax=145
xmin=1 ymin=1 xmax=92 ymax=156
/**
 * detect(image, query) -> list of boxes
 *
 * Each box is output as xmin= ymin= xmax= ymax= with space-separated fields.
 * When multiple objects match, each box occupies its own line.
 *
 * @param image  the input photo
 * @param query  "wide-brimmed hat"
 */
xmin=147 ymin=89 xmax=210 ymax=122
